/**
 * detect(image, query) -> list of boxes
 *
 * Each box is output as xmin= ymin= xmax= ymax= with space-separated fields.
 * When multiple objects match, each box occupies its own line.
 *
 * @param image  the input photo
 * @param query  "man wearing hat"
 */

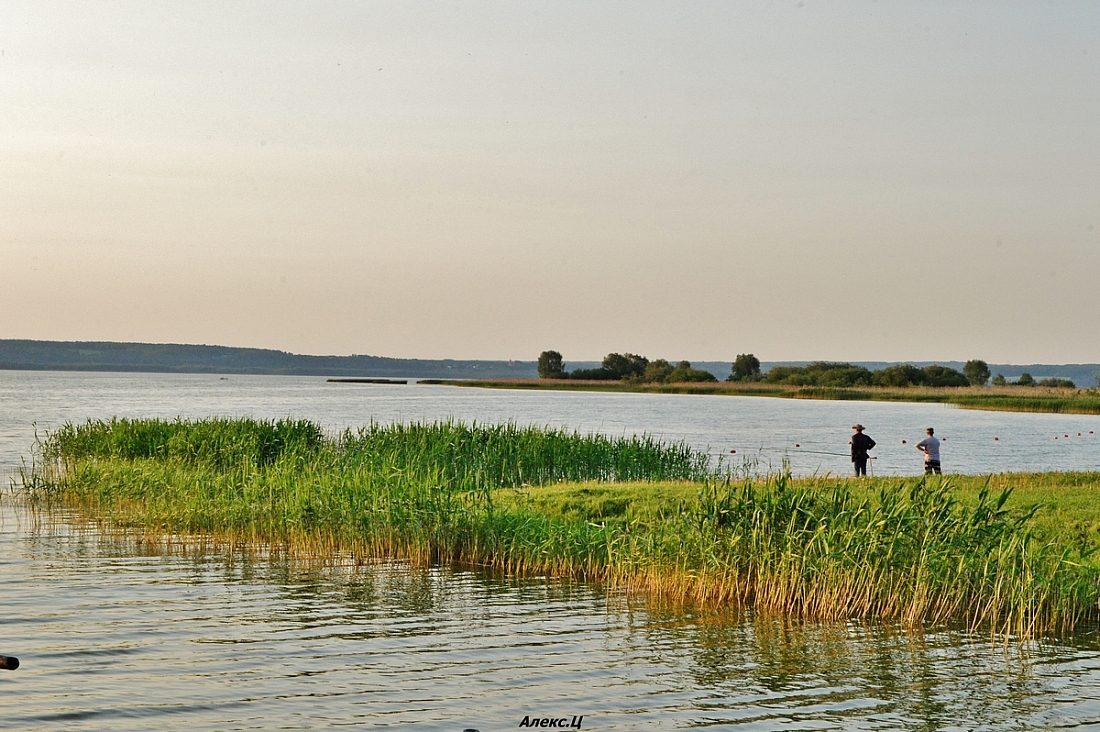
xmin=850 ymin=424 xmax=876 ymax=477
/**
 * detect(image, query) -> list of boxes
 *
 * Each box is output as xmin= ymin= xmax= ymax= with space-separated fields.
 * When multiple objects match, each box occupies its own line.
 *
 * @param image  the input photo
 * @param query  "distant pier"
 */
xmin=326 ymin=378 xmax=408 ymax=385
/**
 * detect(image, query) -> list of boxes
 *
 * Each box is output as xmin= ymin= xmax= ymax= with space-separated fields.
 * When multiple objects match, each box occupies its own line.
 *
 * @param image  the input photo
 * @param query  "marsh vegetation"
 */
xmin=22 ymin=417 xmax=1100 ymax=637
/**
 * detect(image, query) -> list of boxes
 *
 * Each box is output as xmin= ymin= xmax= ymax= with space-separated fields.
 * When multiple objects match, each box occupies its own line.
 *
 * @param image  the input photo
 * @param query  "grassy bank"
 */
xmin=23 ymin=418 xmax=1100 ymax=637
xmin=420 ymin=379 xmax=1100 ymax=415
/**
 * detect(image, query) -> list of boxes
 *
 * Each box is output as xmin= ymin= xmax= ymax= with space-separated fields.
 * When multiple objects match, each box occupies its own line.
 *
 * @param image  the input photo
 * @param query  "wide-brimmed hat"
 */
xmin=852 ymin=424 xmax=864 ymax=430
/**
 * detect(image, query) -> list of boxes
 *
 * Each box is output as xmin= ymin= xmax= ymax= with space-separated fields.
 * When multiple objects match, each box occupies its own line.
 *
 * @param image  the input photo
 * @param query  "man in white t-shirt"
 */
xmin=915 ymin=428 xmax=941 ymax=474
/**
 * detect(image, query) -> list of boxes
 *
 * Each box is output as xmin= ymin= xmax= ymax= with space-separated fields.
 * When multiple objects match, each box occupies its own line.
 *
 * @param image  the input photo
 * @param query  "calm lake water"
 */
xmin=3 ymin=370 xmax=1100 ymax=730
xmin=1 ymin=370 xmax=1099 ymax=477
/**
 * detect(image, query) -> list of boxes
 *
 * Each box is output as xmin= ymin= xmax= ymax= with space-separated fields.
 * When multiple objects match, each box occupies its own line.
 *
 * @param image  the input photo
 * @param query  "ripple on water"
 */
xmin=4 ymin=500 xmax=1100 ymax=730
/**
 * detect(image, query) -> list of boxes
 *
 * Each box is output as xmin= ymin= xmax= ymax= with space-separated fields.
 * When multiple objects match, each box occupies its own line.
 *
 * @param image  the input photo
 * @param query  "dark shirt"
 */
xmin=851 ymin=433 xmax=876 ymax=460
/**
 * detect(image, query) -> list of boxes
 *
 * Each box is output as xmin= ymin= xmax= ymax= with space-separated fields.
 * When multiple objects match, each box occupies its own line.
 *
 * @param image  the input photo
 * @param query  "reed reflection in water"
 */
xmin=3 ymin=500 xmax=1100 ymax=730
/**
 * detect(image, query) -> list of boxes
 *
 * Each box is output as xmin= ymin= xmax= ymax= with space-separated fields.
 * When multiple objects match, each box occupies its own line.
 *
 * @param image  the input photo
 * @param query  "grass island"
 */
xmin=19 ymin=417 xmax=1100 ymax=639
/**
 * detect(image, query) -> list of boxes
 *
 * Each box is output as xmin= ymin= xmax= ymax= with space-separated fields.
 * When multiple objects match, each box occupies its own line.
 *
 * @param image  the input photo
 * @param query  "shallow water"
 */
xmin=4 ymin=499 xmax=1100 ymax=731
xmin=3 ymin=370 xmax=1100 ymax=729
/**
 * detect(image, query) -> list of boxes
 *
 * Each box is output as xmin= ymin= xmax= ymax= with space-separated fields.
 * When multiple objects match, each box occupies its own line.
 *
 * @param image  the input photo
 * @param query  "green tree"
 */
xmin=991 ymin=374 xmax=1007 ymax=386
xmin=872 ymin=364 xmax=928 ymax=387
xmin=643 ymin=359 xmax=674 ymax=383
xmin=601 ymin=352 xmax=648 ymax=380
xmin=728 ymin=353 xmax=761 ymax=382
xmin=568 ymin=366 xmax=618 ymax=380
xmin=963 ymin=359 xmax=991 ymax=386
xmin=1016 ymin=372 xmax=1035 ymax=387
xmin=537 ymin=350 xmax=564 ymax=379
xmin=569 ymin=352 xmax=649 ymax=381
xmin=667 ymin=361 xmax=719 ymax=383
xmin=922 ymin=364 xmax=969 ymax=387
xmin=1038 ymin=377 xmax=1076 ymax=388
xmin=765 ymin=362 xmax=873 ymax=387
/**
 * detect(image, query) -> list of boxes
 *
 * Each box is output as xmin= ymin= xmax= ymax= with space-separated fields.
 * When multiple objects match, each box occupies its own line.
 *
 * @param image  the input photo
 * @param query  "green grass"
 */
xmin=22 ymin=418 xmax=1100 ymax=637
xmin=426 ymin=379 xmax=1100 ymax=415
xmin=508 ymin=473 xmax=1100 ymax=547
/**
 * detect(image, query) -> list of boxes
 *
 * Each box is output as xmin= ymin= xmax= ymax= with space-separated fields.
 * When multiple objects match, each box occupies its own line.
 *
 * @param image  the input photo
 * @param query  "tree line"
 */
xmin=760 ymin=361 xmax=974 ymax=387
xmin=537 ymin=351 xmax=718 ymax=383
xmin=990 ymin=372 xmax=1075 ymax=388
xmin=538 ymin=353 xmax=1074 ymax=388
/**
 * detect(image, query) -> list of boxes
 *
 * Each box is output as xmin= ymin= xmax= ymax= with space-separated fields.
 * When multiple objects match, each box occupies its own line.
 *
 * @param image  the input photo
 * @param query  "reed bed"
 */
xmin=23 ymin=418 xmax=1100 ymax=637
xmin=40 ymin=417 xmax=709 ymax=486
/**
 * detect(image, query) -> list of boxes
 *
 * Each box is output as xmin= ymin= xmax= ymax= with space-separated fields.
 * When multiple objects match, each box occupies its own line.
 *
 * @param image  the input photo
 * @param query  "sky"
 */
xmin=2 ymin=2 xmax=1098 ymax=363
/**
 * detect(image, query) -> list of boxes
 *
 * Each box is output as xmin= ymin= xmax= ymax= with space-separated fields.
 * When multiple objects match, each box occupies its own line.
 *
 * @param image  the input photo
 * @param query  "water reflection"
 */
xmin=5 ymin=501 xmax=1100 ymax=730
xmin=639 ymin=606 xmax=1100 ymax=730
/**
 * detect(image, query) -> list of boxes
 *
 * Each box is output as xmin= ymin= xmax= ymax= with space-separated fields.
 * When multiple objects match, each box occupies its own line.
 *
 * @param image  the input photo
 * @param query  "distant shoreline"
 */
xmin=0 ymin=339 xmax=538 ymax=379
xmin=424 ymin=378 xmax=1100 ymax=415
xmin=0 ymin=339 xmax=1096 ymax=388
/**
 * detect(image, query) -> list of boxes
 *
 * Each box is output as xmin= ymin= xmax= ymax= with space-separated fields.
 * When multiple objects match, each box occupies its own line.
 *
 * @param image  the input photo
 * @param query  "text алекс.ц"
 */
xmin=518 ymin=715 xmax=584 ymax=728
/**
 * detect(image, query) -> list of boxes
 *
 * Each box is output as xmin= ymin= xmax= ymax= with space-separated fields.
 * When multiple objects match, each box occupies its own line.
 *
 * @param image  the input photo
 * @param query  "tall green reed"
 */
xmin=669 ymin=474 xmax=1098 ymax=634
xmin=42 ymin=417 xmax=325 ymax=469
xmin=337 ymin=420 xmax=711 ymax=493
xmin=25 ymin=418 xmax=1100 ymax=636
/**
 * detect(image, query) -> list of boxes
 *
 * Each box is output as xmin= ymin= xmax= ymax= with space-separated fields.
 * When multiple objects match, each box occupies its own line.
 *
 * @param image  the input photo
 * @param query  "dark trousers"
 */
xmin=924 ymin=460 xmax=941 ymax=475
xmin=853 ymin=457 xmax=868 ymax=476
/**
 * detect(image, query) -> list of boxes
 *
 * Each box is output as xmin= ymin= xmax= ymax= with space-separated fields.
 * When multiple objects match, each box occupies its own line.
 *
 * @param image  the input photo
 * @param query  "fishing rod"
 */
xmin=789 ymin=449 xmax=876 ymax=458
xmin=715 ymin=448 xmax=875 ymax=458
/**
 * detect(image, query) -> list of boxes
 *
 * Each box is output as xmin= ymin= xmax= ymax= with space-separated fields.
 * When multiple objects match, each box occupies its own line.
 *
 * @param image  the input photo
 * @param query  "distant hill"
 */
xmin=1 ymin=341 xmax=1095 ymax=387
xmin=0 ymin=340 xmax=538 ymax=379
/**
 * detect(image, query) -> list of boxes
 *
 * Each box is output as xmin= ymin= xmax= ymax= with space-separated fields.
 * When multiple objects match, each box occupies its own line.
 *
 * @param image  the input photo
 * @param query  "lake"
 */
xmin=2 ymin=370 xmax=1100 ymax=730
xmin=1 ymin=370 xmax=1099 ymax=477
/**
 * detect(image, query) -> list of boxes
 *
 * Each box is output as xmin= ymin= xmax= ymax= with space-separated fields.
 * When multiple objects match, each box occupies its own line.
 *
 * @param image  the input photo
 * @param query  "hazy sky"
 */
xmin=2 ymin=2 xmax=1098 ymax=362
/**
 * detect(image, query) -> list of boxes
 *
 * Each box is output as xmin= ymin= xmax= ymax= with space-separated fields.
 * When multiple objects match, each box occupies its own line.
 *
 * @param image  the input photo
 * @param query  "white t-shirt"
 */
xmin=916 ymin=436 xmax=940 ymax=462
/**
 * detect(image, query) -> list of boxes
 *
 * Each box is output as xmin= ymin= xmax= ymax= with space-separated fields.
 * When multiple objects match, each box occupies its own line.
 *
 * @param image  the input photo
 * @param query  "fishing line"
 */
xmin=789 ymin=449 xmax=875 ymax=458
xmin=714 ymin=448 xmax=875 ymax=458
